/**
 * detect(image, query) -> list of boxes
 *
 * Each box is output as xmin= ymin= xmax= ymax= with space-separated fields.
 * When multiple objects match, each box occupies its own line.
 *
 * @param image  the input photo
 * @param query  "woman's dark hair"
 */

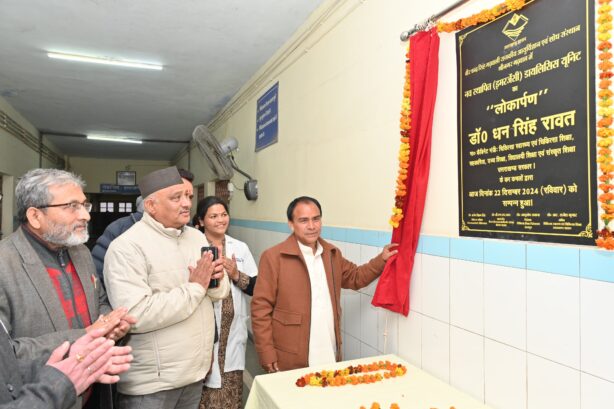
xmin=286 ymin=196 xmax=322 ymax=221
xmin=197 ymin=196 xmax=229 ymax=220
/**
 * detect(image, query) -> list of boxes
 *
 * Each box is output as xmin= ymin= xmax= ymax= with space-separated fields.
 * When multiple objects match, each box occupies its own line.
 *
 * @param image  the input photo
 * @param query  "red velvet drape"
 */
xmin=372 ymin=28 xmax=440 ymax=316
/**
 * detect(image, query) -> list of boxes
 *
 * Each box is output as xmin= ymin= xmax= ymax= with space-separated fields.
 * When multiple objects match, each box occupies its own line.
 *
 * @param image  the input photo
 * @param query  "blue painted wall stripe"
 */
xmin=230 ymin=219 xmax=614 ymax=283
xmin=450 ymin=237 xmax=484 ymax=263
xmin=484 ymin=240 xmax=526 ymax=269
xmin=527 ymin=244 xmax=579 ymax=277
xmin=420 ymin=236 xmax=450 ymax=257
xmin=580 ymin=248 xmax=614 ymax=283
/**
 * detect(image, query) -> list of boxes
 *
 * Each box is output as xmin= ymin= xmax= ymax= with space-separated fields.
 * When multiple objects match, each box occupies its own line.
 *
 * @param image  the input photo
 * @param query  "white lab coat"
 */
xmin=204 ymin=234 xmax=258 ymax=388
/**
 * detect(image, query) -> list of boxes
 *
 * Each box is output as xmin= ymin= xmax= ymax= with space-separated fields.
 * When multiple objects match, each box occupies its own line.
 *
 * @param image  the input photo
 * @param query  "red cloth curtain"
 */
xmin=372 ymin=28 xmax=440 ymax=316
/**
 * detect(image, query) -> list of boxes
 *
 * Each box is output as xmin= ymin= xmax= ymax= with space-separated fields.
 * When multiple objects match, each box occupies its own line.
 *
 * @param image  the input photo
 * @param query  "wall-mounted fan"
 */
xmin=192 ymin=125 xmax=258 ymax=200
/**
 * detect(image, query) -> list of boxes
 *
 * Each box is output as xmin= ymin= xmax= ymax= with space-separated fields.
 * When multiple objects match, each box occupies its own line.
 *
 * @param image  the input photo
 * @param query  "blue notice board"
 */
xmin=255 ymin=82 xmax=278 ymax=151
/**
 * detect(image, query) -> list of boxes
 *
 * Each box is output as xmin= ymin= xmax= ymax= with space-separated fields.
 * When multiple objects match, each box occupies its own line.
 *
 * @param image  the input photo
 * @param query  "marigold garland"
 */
xmin=295 ymin=360 xmax=407 ymax=388
xmin=436 ymin=0 xmax=527 ymax=33
xmin=389 ymin=45 xmax=411 ymax=229
xmin=597 ymin=0 xmax=614 ymax=250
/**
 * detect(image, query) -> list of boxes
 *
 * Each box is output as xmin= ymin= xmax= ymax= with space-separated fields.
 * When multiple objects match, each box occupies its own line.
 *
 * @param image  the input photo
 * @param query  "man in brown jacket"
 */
xmin=251 ymin=196 xmax=397 ymax=373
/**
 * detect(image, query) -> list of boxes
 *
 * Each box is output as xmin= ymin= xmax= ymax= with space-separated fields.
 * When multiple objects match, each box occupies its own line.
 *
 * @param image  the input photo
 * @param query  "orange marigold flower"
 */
xmin=599 ymin=89 xmax=614 ymax=98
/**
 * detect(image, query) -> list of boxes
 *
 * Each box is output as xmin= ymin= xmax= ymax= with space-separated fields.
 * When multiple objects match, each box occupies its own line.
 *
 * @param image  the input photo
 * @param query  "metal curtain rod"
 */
xmin=400 ymin=0 xmax=473 ymax=41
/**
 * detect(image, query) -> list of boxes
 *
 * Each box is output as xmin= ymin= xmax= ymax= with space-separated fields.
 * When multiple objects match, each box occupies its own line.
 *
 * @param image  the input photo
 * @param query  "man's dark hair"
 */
xmin=177 ymin=168 xmax=194 ymax=182
xmin=286 ymin=196 xmax=322 ymax=221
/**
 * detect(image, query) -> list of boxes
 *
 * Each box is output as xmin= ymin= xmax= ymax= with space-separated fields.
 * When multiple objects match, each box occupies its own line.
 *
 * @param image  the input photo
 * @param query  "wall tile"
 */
xmin=421 ymin=254 xmax=450 ymax=323
xmin=360 ymin=293 xmax=378 ymax=349
xmin=421 ymin=316 xmax=450 ymax=383
xmin=581 ymin=373 xmax=614 ymax=409
xmin=345 ymin=228 xmax=363 ymax=244
xmin=580 ymin=248 xmax=614 ymax=283
xmin=526 ymin=270 xmax=580 ymax=368
xmin=362 ymin=277 xmax=378 ymax=297
xmin=580 ymin=278 xmax=614 ymax=382
xmin=450 ymin=259 xmax=484 ymax=335
xmin=409 ymin=252 xmax=423 ymax=313
xmin=377 ymin=307 xmax=398 ymax=355
xmin=362 ymin=230 xmax=381 ymax=247
xmin=484 ymin=339 xmax=527 ymax=409
xmin=484 ymin=264 xmax=526 ymax=349
xmin=343 ymin=332 xmax=361 ymax=361
xmin=398 ymin=311 xmax=422 ymax=368
xmin=527 ymin=244 xmax=579 ymax=277
xmin=484 ymin=240 xmax=526 ymax=269
xmin=450 ymin=326 xmax=484 ymax=402
xmin=360 ymin=342 xmax=380 ymax=359
xmin=527 ymin=354 xmax=580 ymax=409
xmin=360 ymin=244 xmax=380 ymax=264
xmin=450 ymin=237 xmax=484 ymax=263
xmin=421 ymin=235 xmax=450 ymax=257
xmin=343 ymin=242 xmax=361 ymax=264
xmin=344 ymin=290 xmax=361 ymax=339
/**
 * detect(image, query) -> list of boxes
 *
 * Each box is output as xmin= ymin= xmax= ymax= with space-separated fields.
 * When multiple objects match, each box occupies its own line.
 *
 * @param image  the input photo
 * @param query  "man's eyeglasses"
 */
xmin=38 ymin=201 xmax=93 ymax=212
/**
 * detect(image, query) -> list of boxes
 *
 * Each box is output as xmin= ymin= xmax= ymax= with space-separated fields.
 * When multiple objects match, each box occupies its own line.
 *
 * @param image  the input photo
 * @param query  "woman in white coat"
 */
xmin=197 ymin=196 xmax=257 ymax=409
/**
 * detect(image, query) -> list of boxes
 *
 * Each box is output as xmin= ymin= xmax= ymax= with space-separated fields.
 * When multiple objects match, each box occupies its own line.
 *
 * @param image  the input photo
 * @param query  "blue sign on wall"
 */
xmin=255 ymin=82 xmax=279 ymax=151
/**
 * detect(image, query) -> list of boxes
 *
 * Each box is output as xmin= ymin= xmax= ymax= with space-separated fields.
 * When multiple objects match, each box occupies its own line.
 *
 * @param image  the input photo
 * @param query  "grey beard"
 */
xmin=42 ymin=222 xmax=89 ymax=247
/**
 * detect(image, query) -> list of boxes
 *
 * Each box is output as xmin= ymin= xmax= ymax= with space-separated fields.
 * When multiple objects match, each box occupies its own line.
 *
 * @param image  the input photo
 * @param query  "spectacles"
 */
xmin=38 ymin=201 xmax=93 ymax=212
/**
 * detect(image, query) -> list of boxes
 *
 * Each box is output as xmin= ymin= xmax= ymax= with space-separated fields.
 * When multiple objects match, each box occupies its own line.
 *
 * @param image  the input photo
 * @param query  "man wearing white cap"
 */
xmin=104 ymin=166 xmax=229 ymax=409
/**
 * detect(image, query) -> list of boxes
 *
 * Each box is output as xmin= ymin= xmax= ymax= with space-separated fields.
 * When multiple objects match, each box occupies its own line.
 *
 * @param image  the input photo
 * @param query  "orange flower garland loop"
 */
xmin=436 ymin=0 xmax=527 ymax=33
xmin=295 ymin=360 xmax=407 ymax=388
xmin=390 ymin=45 xmax=411 ymax=229
xmin=597 ymin=0 xmax=614 ymax=250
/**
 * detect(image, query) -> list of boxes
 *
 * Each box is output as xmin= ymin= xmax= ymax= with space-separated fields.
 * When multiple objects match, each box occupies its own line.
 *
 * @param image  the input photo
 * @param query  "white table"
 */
xmin=245 ymin=354 xmax=491 ymax=409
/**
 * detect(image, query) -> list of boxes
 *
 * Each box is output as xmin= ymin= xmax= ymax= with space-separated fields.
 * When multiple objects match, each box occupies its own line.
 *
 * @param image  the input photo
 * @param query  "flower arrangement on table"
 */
xmin=359 ymin=403 xmax=400 ymax=409
xmin=597 ymin=0 xmax=614 ymax=250
xmin=295 ymin=360 xmax=407 ymax=388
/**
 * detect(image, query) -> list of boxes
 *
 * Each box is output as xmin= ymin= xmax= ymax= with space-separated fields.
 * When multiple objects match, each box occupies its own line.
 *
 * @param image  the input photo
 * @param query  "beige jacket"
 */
xmin=104 ymin=212 xmax=229 ymax=395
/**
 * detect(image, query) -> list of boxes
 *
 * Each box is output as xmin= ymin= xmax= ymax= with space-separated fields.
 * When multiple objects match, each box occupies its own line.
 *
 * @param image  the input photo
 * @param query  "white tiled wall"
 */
xmin=230 ymin=226 xmax=614 ymax=409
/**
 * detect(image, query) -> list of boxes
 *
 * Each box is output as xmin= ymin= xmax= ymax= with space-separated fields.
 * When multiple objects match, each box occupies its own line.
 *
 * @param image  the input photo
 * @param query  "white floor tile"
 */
xmin=527 ymin=270 xmax=580 ymax=368
xmin=450 ymin=259 xmax=484 ymax=335
xmin=398 ymin=311 xmax=422 ymax=368
xmin=421 ymin=316 xmax=450 ymax=383
xmin=527 ymin=354 xmax=580 ymax=409
xmin=580 ymin=278 xmax=614 ymax=382
xmin=581 ymin=372 xmax=614 ymax=409
xmin=360 ymin=293 xmax=378 ymax=349
xmin=484 ymin=264 xmax=527 ymax=349
xmin=421 ymin=254 xmax=450 ymax=323
xmin=485 ymin=339 xmax=527 ymax=409
xmin=450 ymin=326 xmax=484 ymax=402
